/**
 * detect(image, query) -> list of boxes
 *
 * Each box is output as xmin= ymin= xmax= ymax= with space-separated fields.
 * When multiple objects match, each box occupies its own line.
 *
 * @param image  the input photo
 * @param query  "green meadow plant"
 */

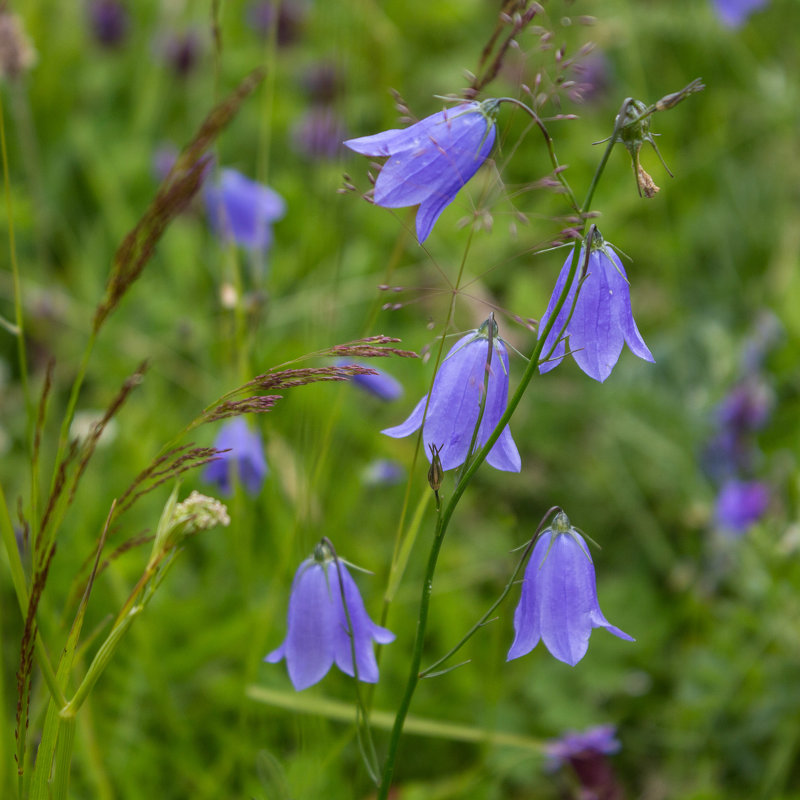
xmin=7 ymin=0 xmax=798 ymax=797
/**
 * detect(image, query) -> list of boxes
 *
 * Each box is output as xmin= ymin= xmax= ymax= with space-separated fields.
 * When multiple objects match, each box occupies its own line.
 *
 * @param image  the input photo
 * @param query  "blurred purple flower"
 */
xmin=567 ymin=53 xmax=611 ymax=105
xmin=339 ymin=359 xmax=403 ymax=401
xmin=291 ymin=106 xmax=347 ymax=160
xmin=301 ymin=61 xmax=344 ymax=104
xmin=507 ymin=511 xmax=634 ymax=666
xmin=716 ymin=380 xmax=773 ymax=433
xmin=204 ymin=169 xmax=286 ymax=252
xmin=362 ymin=459 xmax=405 ymax=487
xmin=246 ymin=0 xmax=306 ymax=45
xmin=344 ymin=100 xmax=498 ymax=242
xmin=158 ymin=28 xmax=203 ymax=77
xmin=88 ymin=0 xmax=129 ymax=48
xmin=715 ymin=479 xmax=769 ymax=534
xmin=265 ymin=542 xmax=395 ymax=690
xmin=539 ymin=238 xmax=654 ymax=382
xmin=712 ymin=0 xmax=768 ymax=27
xmin=382 ymin=317 xmax=520 ymax=473
xmin=204 ymin=418 xmax=268 ymax=497
xmin=545 ymin=724 xmax=621 ymax=770
xmin=545 ymin=724 xmax=624 ymax=800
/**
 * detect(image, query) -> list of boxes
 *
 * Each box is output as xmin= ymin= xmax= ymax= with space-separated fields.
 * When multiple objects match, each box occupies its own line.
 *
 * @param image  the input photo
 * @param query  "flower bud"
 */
xmin=427 ymin=443 xmax=444 ymax=496
xmin=150 ymin=487 xmax=229 ymax=563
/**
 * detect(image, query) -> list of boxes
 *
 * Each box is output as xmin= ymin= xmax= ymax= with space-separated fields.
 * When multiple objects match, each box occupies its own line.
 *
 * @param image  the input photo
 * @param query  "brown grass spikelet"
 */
xmin=93 ymin=68 xmax=265 ymax=332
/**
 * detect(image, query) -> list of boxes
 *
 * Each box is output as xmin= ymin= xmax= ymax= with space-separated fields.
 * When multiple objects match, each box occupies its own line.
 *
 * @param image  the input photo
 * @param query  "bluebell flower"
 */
xmin=507 ymin=511 xmax=633 ymax=666
xmin=265 ymin=542 xmax=395 ymax=690
xmin=382 ymin=317 xmax=520 ymax=472
xmin=204 ymin=417 xmax=268 ymax=497
xmin=344 ymin=100 xmax=498 ymax=242
xmin=539 ymin=237 xmax=654 ymax=383
xmin=712 ymin=0 xmax=768 ymax=27
xmin=340 ymin=359 xmax=403 ymax=401
xmin=715 ymin=479 xmax=769 ymax=535
xmin=204 ymin=168 xmax=286 ymax=252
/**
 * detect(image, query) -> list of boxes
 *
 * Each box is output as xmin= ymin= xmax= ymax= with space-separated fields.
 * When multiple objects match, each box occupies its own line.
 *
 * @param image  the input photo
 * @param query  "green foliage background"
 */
xmin=1 ymin=0 xmax=799 ymax=798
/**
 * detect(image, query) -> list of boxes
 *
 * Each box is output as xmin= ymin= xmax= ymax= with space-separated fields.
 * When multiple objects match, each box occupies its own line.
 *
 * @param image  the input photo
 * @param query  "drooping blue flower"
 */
xmin=382 ymin=317 xmax=520 ymax=473
xmin=344 ymin=100 xmax=498 ymax=242
xmin=340 ymin=359 xmax=403 ymax=401
xmin=204 ymin=168 xmax=286 ymax=252
xmin=507 ymin=511 xmax=633 ymax=666
xmin=715 ymin=479 xmax=769 ymax=535
xmin=712 ymin=0 xmax=768 ymax=27
xmin=265 ymin=542 xmax=395 ymax=690
xmin=545 ymin=724 xmax=621 ymax=771
xmin=539 ymin=236 xmax=654 ymax=382
xmin=204 ymin=417 xmax=268 ymax=497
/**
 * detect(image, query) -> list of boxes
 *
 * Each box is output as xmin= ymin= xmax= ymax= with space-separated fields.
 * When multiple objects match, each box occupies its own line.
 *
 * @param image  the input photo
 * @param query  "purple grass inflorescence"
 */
xmin=507 ymin=511 xmax=633 ymax=666
xmin=204 ymin=417 xmax=268 ymax=497
xmin=265 ymin=541 xmax=395 ymax=690
xmin=382 ymin=316 xmax=520 ymax=472
xmin=344 ymin=100 xmax=498 ymax=242
xmin=539 ymin=233 xmax=654 ymax=383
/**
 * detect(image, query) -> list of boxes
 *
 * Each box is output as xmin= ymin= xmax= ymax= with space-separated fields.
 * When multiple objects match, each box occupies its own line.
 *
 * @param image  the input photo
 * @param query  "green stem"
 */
xmin=582 ymin=97 xmax=635 ymax=213
xmin=0 ymin=481 xmax=66 ymax=707
xmin=377 ymin=508 xmax=446 ymax=798
xmin=52 ymin=716 xmax=76 ymax=800
xmin=0 ymin=85 xmax=30 ymax=411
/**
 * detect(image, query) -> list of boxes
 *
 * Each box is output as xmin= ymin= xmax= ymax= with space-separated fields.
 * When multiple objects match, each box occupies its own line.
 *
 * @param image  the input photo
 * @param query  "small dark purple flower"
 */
xmin=715 ymin=479 xmax=769 ymax=534
xmin=204 ymin=169 xmax=286 ymax=252
xmin=88 ymin=0 xmax=130 ymax=48
xmin=158 ymin=28 xmax=203 ymax=77
xmin=507 ymin=511 xmax=633 ymax=666
xmin=344 ymin=100 xmax=498 ymax=242
xmin=545 ymin=724 xmax=621 ymax=770
xmin=546 ymin=724 xmax=624 ymax=800
xmin=539 ymin=237 xmax=654 ymax=383
xmin=340 ymin=359 xmax=403 ymax=401
xmin=291 ymin=106 xmax=347 ymax=161
xmin=265 ymin=542 xmax=395 ymax=690
xmin=382 ymin=317 xmax=520 ymax=473
xmin=204 ymin=418 xmax=268 ymax=497
xmin=246 ymin=0 xmax=306 ymax=45
xmin=716 ymin=380 xmax=772 ymax=433
xmin=712 ymin=0 xmax=768 ymax=27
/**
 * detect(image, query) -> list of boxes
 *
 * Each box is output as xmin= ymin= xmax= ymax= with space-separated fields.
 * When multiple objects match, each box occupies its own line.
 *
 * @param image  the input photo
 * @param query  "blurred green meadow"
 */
xmin=1 ymin=0 xmax=800 ymax=798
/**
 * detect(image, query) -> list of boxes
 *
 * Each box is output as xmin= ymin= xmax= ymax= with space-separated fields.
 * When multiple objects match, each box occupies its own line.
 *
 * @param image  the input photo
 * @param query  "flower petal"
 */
xmin=568 ymin=251 xmax=624 ymax=383
xmin=330 ymin=563 xmax=395 ymax=683
xmin=536 ymin=532 xmax=596 ymax=665
xmin=281 ymin=561 xmax=337 ymax=690
xmin=381 ymin=393 xmax=427 ymax=438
